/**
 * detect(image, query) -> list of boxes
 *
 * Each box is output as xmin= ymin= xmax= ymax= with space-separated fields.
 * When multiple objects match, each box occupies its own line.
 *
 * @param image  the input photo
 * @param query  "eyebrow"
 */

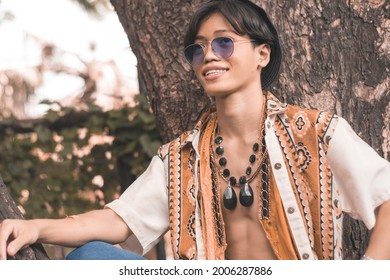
xmin=194 ymin=29 xmax=238 ymax=41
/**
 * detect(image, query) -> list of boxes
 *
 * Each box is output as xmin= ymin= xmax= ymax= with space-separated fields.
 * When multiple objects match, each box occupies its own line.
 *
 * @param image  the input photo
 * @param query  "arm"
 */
xmin=1 ymin=155 xmax=168 ymax=259
xmin=0 ymin=208 xmax=132 ymax=260
xmin=326 ymin=117 xmax=390 ymax=259
xmin=364 ymin=200 xmax=390 ymax=259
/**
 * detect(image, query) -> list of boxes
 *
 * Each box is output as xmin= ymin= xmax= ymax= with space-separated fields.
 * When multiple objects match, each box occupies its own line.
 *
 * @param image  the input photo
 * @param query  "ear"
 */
xmin=256 ymin=44 xmax=271 ymax=69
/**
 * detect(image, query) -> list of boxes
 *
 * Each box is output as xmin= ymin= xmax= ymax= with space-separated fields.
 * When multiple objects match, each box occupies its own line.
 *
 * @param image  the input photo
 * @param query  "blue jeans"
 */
xmin=66 ymin=241 xmax=146 ymax=260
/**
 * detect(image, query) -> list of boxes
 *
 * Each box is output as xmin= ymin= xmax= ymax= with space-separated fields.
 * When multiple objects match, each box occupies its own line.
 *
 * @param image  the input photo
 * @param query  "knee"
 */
xmin=65 ymin=241 xmax=146 ymax=260
xmin=66 ymin=241 xmax=109 ymax=260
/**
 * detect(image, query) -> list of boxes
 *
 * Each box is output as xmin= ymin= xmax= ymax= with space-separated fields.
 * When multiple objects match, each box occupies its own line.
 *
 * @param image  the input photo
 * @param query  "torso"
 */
xmin=218 ymin=174 xmax=277 ymax=260
xmin=213 ymin=134 xmax=277 ymax=260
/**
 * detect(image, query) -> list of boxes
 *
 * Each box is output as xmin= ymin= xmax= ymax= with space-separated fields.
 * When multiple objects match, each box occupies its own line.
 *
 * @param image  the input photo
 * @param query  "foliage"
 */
xmin=0 ymin=94 xmax=162 ymax=219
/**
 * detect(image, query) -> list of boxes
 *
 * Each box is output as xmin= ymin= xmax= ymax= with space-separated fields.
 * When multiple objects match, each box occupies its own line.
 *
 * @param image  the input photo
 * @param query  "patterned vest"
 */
xmin=158 ymin=92 xmax=341 ymax=260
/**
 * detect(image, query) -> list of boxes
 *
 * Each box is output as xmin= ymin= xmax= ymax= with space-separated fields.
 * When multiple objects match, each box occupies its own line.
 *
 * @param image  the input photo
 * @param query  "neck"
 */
xmin=215 ymin=89 xmax=266 ymax=142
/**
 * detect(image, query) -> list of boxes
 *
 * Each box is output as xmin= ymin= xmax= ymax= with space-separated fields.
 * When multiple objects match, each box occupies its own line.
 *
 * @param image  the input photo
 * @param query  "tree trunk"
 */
xmin=110 ymin=0 xmax=208 ymax=143
xmin=110 ymin=0 xmax=389 ymax=259
xmin=0 ymin=176 xmax=49 ymax=260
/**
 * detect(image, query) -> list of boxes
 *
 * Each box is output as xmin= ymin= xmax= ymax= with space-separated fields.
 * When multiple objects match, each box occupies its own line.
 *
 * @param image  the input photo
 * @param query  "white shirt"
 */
xmin=106 ymin=115 xmax=390 ymax=259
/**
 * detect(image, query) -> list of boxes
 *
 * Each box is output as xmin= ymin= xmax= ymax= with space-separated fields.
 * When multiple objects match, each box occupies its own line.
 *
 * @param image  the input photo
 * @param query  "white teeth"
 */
xmin=205 ymin=69 xmax=227 ymax=76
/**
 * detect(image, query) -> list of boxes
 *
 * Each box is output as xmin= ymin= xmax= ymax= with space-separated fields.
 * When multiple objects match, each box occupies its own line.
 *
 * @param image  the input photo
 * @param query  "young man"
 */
xmin=1 ymin=0 xmax=390 ymax=260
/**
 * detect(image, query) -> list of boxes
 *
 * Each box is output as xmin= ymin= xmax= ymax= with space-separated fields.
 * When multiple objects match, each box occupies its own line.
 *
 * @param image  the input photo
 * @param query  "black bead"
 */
xmin=223 ymin=168 xmax=230 ymax=177
xmin=229 ymin=176 xmax=237 ymax=186
xmin=249 ymin=154 xmax=256 ymax=163
xmin=216 ymin=146 xmax=224 ymax=155
xmin=239 ymin=183 xmax=254 ymax=207
xmin=246 ymin=167 xmax=252 ymax=176
xmin=253 ymin=143 xmax=259 ymax=152
xmin=239 ymin=176 xmax=247 ymax=185
xmin=219 ymin=157 xmax=227 ymax=166
xmin=215 ymin=136 xmax=223 ymax=145
xmin=223 ymin=186 xmax=237 ymax=210
xmin=262 ymin=199 xmax=269 ymax=209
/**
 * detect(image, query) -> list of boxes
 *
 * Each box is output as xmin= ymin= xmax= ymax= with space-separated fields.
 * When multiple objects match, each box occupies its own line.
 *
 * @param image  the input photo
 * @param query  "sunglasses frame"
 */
xmin=184 ymin=36 xmax=257 ymax=67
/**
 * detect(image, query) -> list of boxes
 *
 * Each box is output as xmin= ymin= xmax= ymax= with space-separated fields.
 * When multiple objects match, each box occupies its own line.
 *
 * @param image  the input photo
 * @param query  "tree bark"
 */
xmin=258 ymin=0 xmax=389 ymax=260
xmin=0 ymin=176 xmax=49 ymax=259
xmin=110 ymin=0 xmax=389 ymax=259
xmin=110 ymin=0 xmax=208 ymax=143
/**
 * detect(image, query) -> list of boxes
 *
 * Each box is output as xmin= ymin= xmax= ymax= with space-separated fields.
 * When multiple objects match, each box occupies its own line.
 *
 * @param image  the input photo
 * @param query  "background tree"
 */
xmin=110 ymin=0 xmax=389 ymax=259
xmin=0 ymin=177 xmax=49 ymax=259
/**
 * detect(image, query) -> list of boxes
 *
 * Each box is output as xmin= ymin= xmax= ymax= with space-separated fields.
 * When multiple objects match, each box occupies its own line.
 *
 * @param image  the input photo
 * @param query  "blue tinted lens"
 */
xmin=184 ymin=37 xmax=234 ymax=66
xmin=212 ymin=37 xmax=234 ymax=59
xmin=184 ymin=44 xmax=204 ymax=66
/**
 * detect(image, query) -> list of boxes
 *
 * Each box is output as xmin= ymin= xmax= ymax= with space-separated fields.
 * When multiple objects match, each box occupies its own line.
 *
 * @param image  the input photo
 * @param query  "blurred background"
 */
xmin=0 ymin=0 xmax=139 ymax=118
xmin=0 ymin=0 xmax=163 ymax=259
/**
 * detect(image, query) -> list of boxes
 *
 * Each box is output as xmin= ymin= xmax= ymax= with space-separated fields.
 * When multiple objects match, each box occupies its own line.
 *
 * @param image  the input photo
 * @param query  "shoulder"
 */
xmin=284 ymin=104 xmax=337 ymax=141
xmin=156 ymin=109 xmax=213 ymax=161
xmin=285 ymin=104 xmax=333 ymax=124
xmin=157 ymin=130 xmax=197 ymax=161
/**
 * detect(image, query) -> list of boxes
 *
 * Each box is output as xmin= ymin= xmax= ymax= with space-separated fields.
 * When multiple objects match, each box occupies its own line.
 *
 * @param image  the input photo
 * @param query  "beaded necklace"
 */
xmin=210 ymin=111 xmax=270 ymax=218
xmin=212 ymin=136 xmax=259 ymax=209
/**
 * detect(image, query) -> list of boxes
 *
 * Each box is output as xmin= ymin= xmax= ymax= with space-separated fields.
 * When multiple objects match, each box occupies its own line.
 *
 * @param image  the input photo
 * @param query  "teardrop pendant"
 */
xmin=239 ymin=183 xmax=254 ymax=207
xmin=223 ymin=186 xmax=237 ymax=210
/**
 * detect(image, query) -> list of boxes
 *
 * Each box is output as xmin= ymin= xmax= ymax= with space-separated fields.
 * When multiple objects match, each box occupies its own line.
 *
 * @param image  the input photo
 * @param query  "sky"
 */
xmin=0 ymin=0 xmax=138 ymax=116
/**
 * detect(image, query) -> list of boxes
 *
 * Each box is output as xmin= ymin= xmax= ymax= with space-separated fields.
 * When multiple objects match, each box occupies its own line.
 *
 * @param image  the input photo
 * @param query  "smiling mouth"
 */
xmin=204 ymin=69 xmax=227 ymax=76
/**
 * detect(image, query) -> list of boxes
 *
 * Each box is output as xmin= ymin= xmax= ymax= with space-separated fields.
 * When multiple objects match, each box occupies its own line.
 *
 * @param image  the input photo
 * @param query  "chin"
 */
xmin=203 ymin=84 xmax=232 ymax=97
xmin=204 ymin=90 xmax=227 ymax=99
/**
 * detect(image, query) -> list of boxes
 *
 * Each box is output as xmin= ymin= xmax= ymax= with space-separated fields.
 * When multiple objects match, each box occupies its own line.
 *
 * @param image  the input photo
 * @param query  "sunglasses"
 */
xmin=184 ymin=37 xmax=257 ymax=67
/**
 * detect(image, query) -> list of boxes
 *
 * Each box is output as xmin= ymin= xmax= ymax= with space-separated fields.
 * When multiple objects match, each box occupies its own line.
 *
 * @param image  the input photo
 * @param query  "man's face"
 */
xmin=192 ymin=12 xmax=268 ymax=98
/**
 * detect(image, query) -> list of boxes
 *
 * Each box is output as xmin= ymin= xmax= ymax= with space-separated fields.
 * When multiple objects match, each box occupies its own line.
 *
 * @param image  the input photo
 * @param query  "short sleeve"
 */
xmin=105 ymin=156 xmax=169 ymax=255
xmin=327 ymin=117 xmax=390 ymax=229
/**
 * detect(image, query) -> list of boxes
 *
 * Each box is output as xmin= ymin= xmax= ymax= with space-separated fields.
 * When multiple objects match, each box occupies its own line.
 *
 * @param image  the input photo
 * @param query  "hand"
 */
xmin=0 ymin=219 xmax=39 ymax=260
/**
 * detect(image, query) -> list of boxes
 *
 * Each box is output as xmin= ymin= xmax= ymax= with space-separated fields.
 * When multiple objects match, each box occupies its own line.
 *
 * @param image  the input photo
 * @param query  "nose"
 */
xmin=203 ymin=42 xmax=221 ymax=64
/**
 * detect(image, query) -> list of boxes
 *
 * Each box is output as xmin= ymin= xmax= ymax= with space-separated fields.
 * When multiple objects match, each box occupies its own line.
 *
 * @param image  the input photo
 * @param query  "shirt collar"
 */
xmin=264 ymin=91 xmax=288 ymax=116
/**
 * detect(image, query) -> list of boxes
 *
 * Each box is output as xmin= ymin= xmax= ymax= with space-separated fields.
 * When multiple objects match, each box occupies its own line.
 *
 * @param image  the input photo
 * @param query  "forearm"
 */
xmin=36 ymin=208 xmax=132 ymax=247
xmin=364 ymin=200 xmax=390 ymax=259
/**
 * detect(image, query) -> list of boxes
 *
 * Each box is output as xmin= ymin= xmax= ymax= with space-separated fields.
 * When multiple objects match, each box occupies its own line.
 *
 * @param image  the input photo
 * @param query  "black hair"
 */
xmin=184 ymin=0 xmax=277 ymax=47
xmin=184 ymin=0 xmax=282 ymax=89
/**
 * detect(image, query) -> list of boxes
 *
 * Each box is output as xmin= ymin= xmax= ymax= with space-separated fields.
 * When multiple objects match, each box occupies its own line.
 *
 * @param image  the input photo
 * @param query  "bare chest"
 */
xmin=218 ymin=178 xmax=277 ymax=260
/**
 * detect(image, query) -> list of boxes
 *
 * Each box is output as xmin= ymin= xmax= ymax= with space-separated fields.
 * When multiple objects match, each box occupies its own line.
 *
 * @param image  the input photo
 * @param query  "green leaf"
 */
xmin=138 ymin=111 xmax=155 ymax=124
xmin=87 ymin=115 xmax=104 ymax=133
xmin=35 ymin=125 xmax=52 ymax=143
xmin=0 ymin=92 xmax=162 ymax=219
xmin=139 ymin=134 xmax=159 ymax=157
xmin=62 ymin=142 xmax=73 ymax=155
xmin=61 ymin=127 xmax=79 ymax=141
xmin=45 ymin=110 xmax=60 ymax=123
xmin=40 ymin=99 xmax=57 ymax=106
